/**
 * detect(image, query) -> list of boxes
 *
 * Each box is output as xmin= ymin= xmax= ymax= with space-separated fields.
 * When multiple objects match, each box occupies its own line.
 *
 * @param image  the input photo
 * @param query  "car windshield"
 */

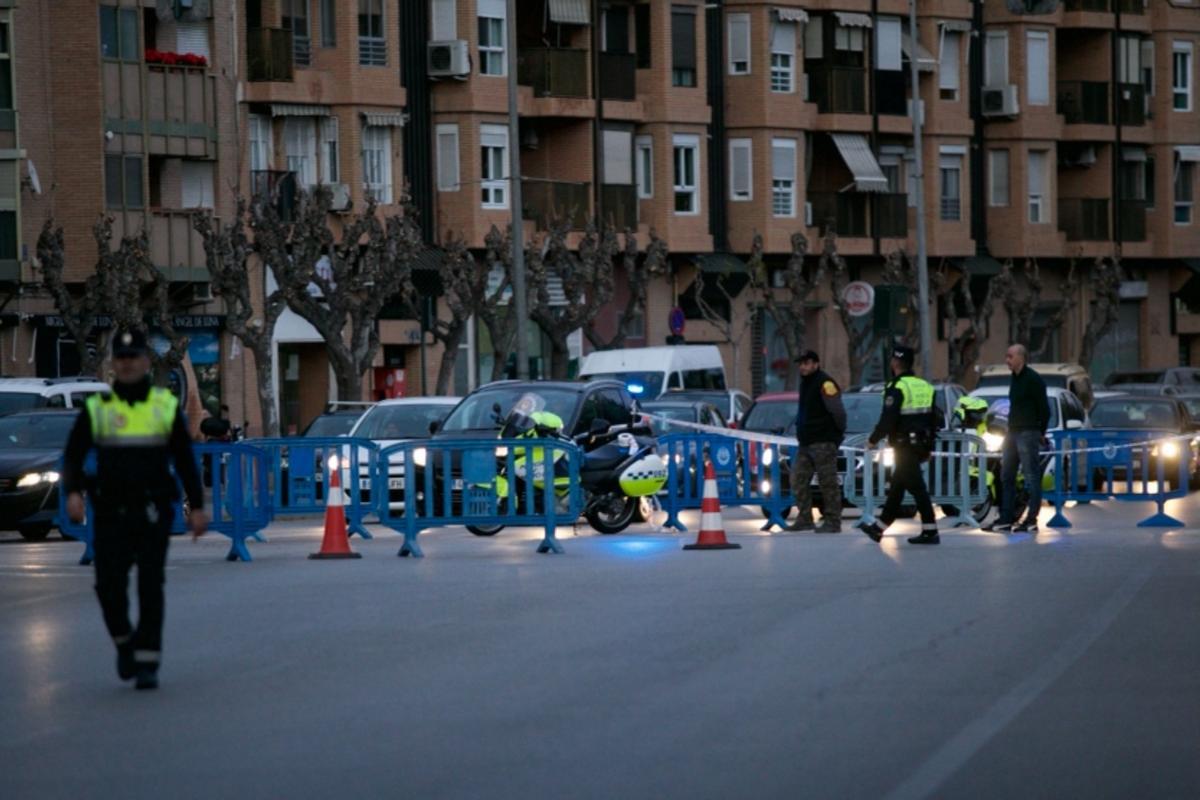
xmin=977 ymin=373 xmax=1068 ymax=389
xmin=0 ymin=414 xmax=76 ymax=449
xmin=982 ymin=395 xmax=1061 ymax=429
xmin=741 ymin=400 xmax=794 ymax=435
xmin=585 ymin=371 xmax=663 ymax=399
xmin=641 ymin=405 xmax=694 ymax=434
xmin=0 ymin=392 xmax=44 ymax=415
xmin=354 ymin=404 xmax=451 ymax=440
xmin=1183 ymin=398 xmax=1200 ymax=419
xmin=440 ymin=387 xmax=581 ymax=432
xmin=1089 ymin=400 xmax=1178 ymax=429
xmin=304 ymin=414 xmax=361 ymax=437
xmin=1108 ymin=371 xmax=1163 ymax=385
xmin=843 ymin=394 xmax=883 ymax=434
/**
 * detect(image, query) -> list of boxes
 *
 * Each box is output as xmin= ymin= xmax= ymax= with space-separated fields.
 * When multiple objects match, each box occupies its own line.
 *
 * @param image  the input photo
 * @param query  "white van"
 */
xmin=577 ymin=346 xmax=726 ymax=399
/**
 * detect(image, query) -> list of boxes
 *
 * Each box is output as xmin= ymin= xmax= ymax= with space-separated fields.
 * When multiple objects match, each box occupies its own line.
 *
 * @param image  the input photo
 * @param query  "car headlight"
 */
xmin=983 ymin=433 xmax=1004 ymax=452
xmin=762 ymin=447 xmax=775 ymax=467
xmin=872 ymin=448 xmax=895 ymax=467
xmin=412 ymin=448 xmax=428 ymax=468
xmin=327 ymin=454 xmax=340 ymax=471
xmin=495 ymin=446 xmax=508 ymax=458
xmin=1159 ymin=442 xmax=1180 ymax=458
xmin=760 ymin=479 xmax=772 ymax=495
xmin=17 ymin=471 xmax=59 ymax=488
xmin=674 ymin=453 xmax=683 ymax=465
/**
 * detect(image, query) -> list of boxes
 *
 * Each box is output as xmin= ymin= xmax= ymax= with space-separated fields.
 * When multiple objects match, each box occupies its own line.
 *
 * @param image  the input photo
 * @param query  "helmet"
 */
xmin=954 ymin=396 xmax=990 ymax=430
xmin=985 ymin=399 xmax=1011 ymax=436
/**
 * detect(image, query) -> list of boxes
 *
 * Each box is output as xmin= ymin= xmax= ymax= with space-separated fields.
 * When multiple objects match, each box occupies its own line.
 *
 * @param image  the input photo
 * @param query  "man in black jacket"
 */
xmin=788 ymin=351 xmax=847 ymax=532
xmin=984 ymin=344 xmax=1050 ymax=533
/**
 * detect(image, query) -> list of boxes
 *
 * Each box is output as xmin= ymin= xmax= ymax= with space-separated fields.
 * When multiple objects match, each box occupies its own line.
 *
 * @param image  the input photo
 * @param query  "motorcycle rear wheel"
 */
xmin=586 ymin=496 xmax=637 ymax=534
xmin=467 ymin=524 xmax=504 ymax=536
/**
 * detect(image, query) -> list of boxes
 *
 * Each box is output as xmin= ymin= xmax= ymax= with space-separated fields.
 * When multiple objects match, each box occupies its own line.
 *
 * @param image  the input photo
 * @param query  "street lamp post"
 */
xmin=909 ymin=0 xmax=933 ymax=376
xmin=506 ymin=0 xmax=529 ymax=379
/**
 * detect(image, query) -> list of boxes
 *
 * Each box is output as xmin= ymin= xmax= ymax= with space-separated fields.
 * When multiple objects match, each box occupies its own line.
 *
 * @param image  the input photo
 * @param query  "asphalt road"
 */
xmin=1 ymin=499 xmax=1198 ymax=799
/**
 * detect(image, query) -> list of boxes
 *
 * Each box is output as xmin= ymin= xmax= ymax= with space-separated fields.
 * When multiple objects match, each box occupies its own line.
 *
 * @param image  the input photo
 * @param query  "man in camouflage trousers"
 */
xmin=788 ymin=351 xmax=847 ymax=533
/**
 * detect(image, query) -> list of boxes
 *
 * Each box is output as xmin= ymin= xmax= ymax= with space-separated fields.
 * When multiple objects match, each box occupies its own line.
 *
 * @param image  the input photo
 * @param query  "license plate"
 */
xmin=452 ymin=478 xmax=464 ymax=491
xmin=359 ymin=479 xmax=371 ymax=490
xmin=810 ymin=476 xmax=845 ymax=486
xmin=388 ymin=478 xmax=404 ymax=489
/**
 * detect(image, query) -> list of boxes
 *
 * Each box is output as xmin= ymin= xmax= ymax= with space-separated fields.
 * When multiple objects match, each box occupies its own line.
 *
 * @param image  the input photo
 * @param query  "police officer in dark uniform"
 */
xmin=788 ymin=350 xmax=847 ymax=532
xmin=62 ymin=329 xmax=208 ymax=690
xmin=857 ymin=345 xmax=940 ymax=545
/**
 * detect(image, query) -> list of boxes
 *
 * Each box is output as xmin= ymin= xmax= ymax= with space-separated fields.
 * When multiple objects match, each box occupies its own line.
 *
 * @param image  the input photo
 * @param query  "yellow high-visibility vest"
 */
xmin=85 ymin=388 xmax=178 ymax=446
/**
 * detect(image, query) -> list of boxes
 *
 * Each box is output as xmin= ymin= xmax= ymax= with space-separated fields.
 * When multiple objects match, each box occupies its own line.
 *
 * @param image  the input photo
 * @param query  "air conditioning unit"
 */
xmin=193 ymin=282 xmax=214 ymax=302
xmin=428 ymin=40 xmax=470 ymax=78
xmin=328 ymin=182 xmax=352 ymax=211
xmin=804 ymin=201 xmax=814 ymax=227
xmin=981 ymin=85 xmax=1020 ymax=118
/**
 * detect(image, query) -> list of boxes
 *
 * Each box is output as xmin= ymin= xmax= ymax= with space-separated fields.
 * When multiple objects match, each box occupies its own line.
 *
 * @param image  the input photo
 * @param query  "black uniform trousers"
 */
xmin=93 ymin=503 xmax=173 ymax=667
xmin=879 ymin=444 xmax=936 ymax=527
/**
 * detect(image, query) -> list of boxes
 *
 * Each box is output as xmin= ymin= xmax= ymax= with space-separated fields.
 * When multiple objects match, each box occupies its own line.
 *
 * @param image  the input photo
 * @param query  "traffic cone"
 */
xmin=683 ymin=459 xmax=741 ymax=551
xmin=309 ymin=459 xmax=362 ymax=560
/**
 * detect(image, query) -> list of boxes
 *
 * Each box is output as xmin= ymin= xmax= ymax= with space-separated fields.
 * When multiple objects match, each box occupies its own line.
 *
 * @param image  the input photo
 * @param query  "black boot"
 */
xmin=856 ymin=520 xmax=885 ymax=543
xmin=115 ymin=641 xmax=135 ymax=682
xmin=134 ymin=667 xmax=158 ymax=690
xmin=907 ymin=531 xmax=941 ymax=545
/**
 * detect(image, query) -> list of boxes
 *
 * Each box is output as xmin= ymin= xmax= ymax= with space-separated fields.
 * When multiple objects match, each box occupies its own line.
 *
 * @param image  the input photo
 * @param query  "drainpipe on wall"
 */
xmin=969 ymin=0 xmax=987 ymax=255
xmin=593 ymin=0 xmax=604 ymax=224
xmin=1113 ymin=4 xmax=1123 ymax=250
xmin=706 ymin=0 xmax=728 ymax=251
xmin=871 ymin=0 xmax=879 ymax=256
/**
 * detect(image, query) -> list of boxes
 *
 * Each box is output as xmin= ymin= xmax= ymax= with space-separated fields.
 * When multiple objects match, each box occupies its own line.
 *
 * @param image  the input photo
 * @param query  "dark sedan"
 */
xmin=0 ymin=411 xmax=78 ymax=540
xmin=639 ymin=399 xmax=728 ymax=435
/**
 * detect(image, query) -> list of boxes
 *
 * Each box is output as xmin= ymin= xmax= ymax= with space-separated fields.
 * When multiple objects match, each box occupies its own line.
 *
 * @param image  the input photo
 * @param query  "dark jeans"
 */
xmin=1001 ymin=429 xmax=1044 ymax=524
xmin=93 ymin=505 xmax=173 ymax=669
xmin=879 ymin=445 xmax=936 ymax=527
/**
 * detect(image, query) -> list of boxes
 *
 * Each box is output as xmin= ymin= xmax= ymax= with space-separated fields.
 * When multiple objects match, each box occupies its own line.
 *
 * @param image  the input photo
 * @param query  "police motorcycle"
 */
xmin=465 ymin=393 xmax=668 ymax=536
xmin=939 ymin=396 xmax=996 ymax=522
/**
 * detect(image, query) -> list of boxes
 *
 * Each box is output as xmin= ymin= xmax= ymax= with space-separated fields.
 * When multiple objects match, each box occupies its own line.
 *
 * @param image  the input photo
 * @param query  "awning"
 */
xmin=270 ymin=103 xmax=330 ymax=117
xmin=694 ymin=252 xmax=749 ymax=276
xmin=547 ymin=0 xmax=589 ymax=25
xmin=830 ymin=133 xmax=888 ymax=193
xmin=774 ymin=7 xmax=808 ymax=23
xmin=938 ymin=19 xmax=971 ymax=32
xmin=901 ymin=33 xmax=936 ymax=72
xmin=957 ymin=254 xmax=1004 ymax=277
xmin=361 ymin=111 xmax=407 ymax=127
xmin=1176 ymin=146 xmax=1200 ymax=162
xmin=834 ymin=12 xmax=872 ymax=28
xmin=1121 ymin=146 xmax=1147 ymax=162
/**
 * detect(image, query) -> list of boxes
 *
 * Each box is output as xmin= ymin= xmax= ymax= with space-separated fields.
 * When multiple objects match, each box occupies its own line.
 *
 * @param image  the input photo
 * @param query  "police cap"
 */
xmin=891 ymin=345 xmax=915 ymax=368
xmin=794 ymin=349 xmax=820 ymax=364
xmin=112 ymin=328 xmax=148 ymax=358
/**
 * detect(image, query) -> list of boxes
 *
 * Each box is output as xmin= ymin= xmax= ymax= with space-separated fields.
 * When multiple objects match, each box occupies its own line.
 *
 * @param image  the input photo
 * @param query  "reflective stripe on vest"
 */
xmin=896 ymin=376 xmax=934 ymax=416
xmin=86 ymin=388 xmax=178 ymax=446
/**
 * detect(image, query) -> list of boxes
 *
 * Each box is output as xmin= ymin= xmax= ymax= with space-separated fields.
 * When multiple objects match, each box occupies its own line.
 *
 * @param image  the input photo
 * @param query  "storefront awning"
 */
xmin=901 ymin=33 xmax=936 ymax=72
xmin=361 ymin=111 xmax=407 ymax=127
xmin=830 ymin=134 xmax=889 ymax=193
xmin=1176 ymin=146 xmax=1200 ymax=163
xmin=834 ymin=12 xmax=872 ymax=28
xmin=270 ymin=104 xmax=329 ymax=117
xmin=547 ymin=0 xmax=589 ymax=25
xmin=774 ymin=7 xmax=808 ymax=23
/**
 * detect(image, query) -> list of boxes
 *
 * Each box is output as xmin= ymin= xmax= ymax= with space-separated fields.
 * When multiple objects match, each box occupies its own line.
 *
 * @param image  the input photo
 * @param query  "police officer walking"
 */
xmin=857 ymin=346 xmax=940 ymax=545
xmin=62 ymin=329 xmax=207 ymax=690
xmin=788 ymin=351 xmax=847 ymax=533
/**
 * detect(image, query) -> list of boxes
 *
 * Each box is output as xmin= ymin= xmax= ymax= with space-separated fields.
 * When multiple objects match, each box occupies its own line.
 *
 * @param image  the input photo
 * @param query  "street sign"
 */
xmin=842 ymin=281 xmax=875 ymax=317
xmin=669 ymin=307 xmax=686 ymax=336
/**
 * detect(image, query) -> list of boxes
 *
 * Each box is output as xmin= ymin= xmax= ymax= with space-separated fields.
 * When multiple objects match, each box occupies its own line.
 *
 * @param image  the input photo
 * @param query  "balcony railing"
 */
xmin=151 ymin=210 xmax=210 ymax=281
xmin=250 ymin=170 xmax=299 ymax=222
xmin=518 ymin=48 xmax=589 ymax=99
xmin=522 ymin=179 xmax=590 ymax=230
xmin=1057 ymin=81 xmax=1109 ymax=124
xmin=1117 ymin=83 xmax=1145 ymax=126
xmin=1063 ymin=0 xmax=1109 ymax=11
xmin=807 ymin=66 xmax=866 ymax=114
xmin=599 ymin=52 xmax=636 ymax=101
xmin=1117 ymin=200 xmax=1147 ymax=242
xmin=292 ymin=33 xmax=311 ymax=67
xmin=875 ymin=193 xmax=908 ymax=238
xmin=809 ymin=192 xmax=868 ymax=237
xmin=600 ymin=183 xmax=638 ymax=230
xmin=247 ymin=27 xmax=293 ymax=82
xmin=1058 ymin=197 xmax=1110 ymax=241
xmin=358 ymin=36 xmax=386 ymax=66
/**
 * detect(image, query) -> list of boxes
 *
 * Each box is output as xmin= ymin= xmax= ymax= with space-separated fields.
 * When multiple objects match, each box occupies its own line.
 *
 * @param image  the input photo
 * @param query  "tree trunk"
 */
xmin=252 ymin=346 xmax=280 ymax=438
xmin=434 ymin=325 xmax=466 ymax=396
xmin=548 ymin=337 xmax=571 ymax=380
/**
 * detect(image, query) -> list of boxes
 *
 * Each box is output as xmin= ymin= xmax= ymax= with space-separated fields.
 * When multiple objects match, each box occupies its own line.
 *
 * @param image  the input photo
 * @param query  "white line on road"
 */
xmin=883 ymin=562 xmax=1157 ymax=800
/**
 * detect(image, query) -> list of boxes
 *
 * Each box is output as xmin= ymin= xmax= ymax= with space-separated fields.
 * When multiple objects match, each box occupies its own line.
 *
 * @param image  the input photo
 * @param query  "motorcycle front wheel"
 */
xmin=586 ymin=495 xmax=638 ymax=534
xmin=467 ymin=524 xmax=504 ymax=536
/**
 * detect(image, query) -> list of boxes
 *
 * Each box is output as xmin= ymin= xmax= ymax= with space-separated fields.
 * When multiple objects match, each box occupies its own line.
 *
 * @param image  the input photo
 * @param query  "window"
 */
xmin=282 ymin=0 xmax=311 ymax=66
xmin=602 ymin=7 xmax=630 ymax=54
xmin=879 ymin=152 xmax=903 ymax=196
xmin=1118 ymin=36 xmax=1141 ymax=85
xmin=1026 ymin=31 xmax=1050 ymax=106
xmin=478 ymin=0 xmax=506 ymax=76
xmin=358 ymin=0 xmax=386 ymax=66
xmin=361 ymin=125 xmax=393 ymax=203
xmin=672 ymin=134 xmax=700 ymax=214
xmin=729 ymin=139 xmax=752 ymax=201
xmin=771 ymin=138 xmax=796 ymax=217
xmin=1176 ymin=158 xmax=1194 ymax=225
xmin=1142 ymin=39 xmax=1155 ymax=100
xmin=319 ymin=117 xmax=339 ymax=183
xmin=875 ymin=17 xmax=901 ymax=72
xmin=835 ymin=26 xmax=864 ymax=53
xmin=430 ymin=0 xmax=456 ymax=41
xmin=636 ymin=135 xmax=653 ymax=199
xmin=805 ymin=15 xmax=824 ymax=59
xmin=597 ymin=389 xmax=633 ymax=426
xmin=0 ymin=21 xmax=12 ymax=111
xmin=671 ymin=6 xmax=696 ymax=87
xmin=249 ymin=115 xmax=272 ymax=172
xmin=181 ymin=161 xmax=215 ymax=208
xmin=320 ymin=0 xmax=337 ymax=47
xmin=603 ymin=128 xmax=633 ymax=185
xmin=728 ymin=13 xmax=750 ymax=75
xmin=635 ymin=4 xmax=651 ymax=69
xmin=0 ymin=160 xmax=16 ymax=261
xmin=939 ymin=31 xmax=961 ymax=100
xmin=770 ymin=19 xmax=796 ymax=92
xmin=99 ymin=6 xmax=139 ymax=61
xmin=436 ymin=124 xmax=460 ymax=191
xmin=984 ymin=30 xmax=1008 ymax=88
xmin=1028 ymin=150 xmax=1048 ymax=224
xmin=939 ymin=154 xmax=961 ymax=221
xmin=480 ymin=124 xmax=508 ymax=208
xmin=989 ymin=149 xmax=1010 ymax=207
xmin=104 ymin=154 xmax=144 ymax=208
xmin=1173 ymin=41 xmax=1193 ymax=112
xmin=283 ymin=117 xmax=317 ymax=187
xmin=1119 ymin=153 xmax=1147 ymax=201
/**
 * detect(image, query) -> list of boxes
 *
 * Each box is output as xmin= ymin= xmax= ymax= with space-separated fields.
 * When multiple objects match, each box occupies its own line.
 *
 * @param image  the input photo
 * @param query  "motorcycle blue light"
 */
xmin=627 ymin=383 xmax=645 ymax=395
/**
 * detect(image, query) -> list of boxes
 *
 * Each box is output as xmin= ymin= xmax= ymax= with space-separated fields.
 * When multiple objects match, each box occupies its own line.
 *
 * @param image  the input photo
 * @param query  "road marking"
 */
xmin=883 ymin=562 xmax=1156 ymax=800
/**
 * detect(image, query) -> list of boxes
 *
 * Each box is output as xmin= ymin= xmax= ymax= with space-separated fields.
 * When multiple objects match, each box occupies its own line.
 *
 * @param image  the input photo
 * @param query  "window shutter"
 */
xmin=1027 ymin=151 xmax=1046 ymax=197
xmin=989 ymin=149 xmax=1009 ymax=206
xmin=728 ymin=14 xmax=749 ymax=70
xmin=436 ymin=125 xmax=459 ymax=190
xmin=985 ymin=31 xmax=1007 ymax=87
xmin=875 ymin=17 xmax=901 ymax=71
xmin=804 ymin=15 xmax=823 ymax=59
xmin=729 ymin=139 xmax=751 ymax=199
xmin=671 ymin=6 xmax=696 ymax=71
xmin=181 ymin=161 xmax=214 ymax=208
xmin=603 ymin=129 xmax=633 ymax=185
xmin=478 ymin=0 xmax=506 ymax=19
xmin=772 ymin=140 xmax=795 ymax=181
xmin=176 ymin=21 xmax=210 ymax=60
xmin=770 ymin=20 xmax=795 ymax=55
xmin=939 ymin=32 xmax=960 ymax=91
xmin=431 ymin=0 xmax=456 ymax=40
xmin=1026 ymin=32 xmax=1049 ymax=105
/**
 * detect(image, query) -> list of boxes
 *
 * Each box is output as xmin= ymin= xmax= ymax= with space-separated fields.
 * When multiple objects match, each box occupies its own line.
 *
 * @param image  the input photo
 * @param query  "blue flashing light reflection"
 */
xmin=627 ymin=383 xmax=645 ymax=395
xmin=610 ymin=539 xmax=671 ymax=556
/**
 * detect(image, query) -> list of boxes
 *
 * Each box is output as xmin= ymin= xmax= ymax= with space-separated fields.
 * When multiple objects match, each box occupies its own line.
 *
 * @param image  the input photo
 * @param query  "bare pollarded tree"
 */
xmin=824 ymin=231 xmax=878 ymax=386
xmin=745 ymin=232 xmax=825 ymax=389
xmin=585 ymin=229 xmax=670 ymax=350
xmin=1078 ymin=254 xmax=1124 ymax=372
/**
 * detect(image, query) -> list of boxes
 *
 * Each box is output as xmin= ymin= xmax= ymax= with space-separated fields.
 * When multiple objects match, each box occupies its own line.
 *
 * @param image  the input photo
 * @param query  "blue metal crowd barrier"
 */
xmin=250 ymin=436 xmax=380 ymax=538
xmin=657 ymin=433 xmax=790 ymax=531
xmin=1044 ymin=429 xmax=1190 ymax=528
xmin=373 ymin=437 xmax=583 ymax=557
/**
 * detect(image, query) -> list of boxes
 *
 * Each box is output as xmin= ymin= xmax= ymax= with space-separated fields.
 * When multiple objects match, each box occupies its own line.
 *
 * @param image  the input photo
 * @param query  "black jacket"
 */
xmin=795 ymin=369 xmax=847 ymax=445
xmin=1008 ymin=366 xmax=1050 ymax=433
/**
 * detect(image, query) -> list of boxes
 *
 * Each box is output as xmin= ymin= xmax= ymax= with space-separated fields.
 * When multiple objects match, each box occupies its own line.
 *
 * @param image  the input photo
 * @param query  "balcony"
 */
xmin=808 ymin=66 xmax=866 ymax=114
xmin=151 ymin=210 xmax=210 ymax=281
xmin=809 ymin=192 xmax=868 ymax=237
xmin=875 ymin=194 xmax=908 ymax=238
xmin=1057 ymin=81 xmax=1109 ymax=125
xmin=145 ymin=63 xmax=217 ymax=157
xmin=292 ymin=34 xmax=311 ymax=68
xmin=518 ymin=48 xmax=589 ymax=99
xmin=1117 ymin=200 xmax=1147 ymax=242
xmin=1117 ymin=83 xmax=1145 ymax=126
xmin=522 ymin=179 xmax=590 ymax=230
xmin=599 ymin=53 xmax=636 ymax=101
xmin=600 ymin=184 xmax=638 ymax=230
xmin=247 ymin=28 xmax=293 ymax=82
xmin=250 ymin=170 xmax=298 ymax=222
xmin=1059 ymin=197 xmax=1110 ymax=241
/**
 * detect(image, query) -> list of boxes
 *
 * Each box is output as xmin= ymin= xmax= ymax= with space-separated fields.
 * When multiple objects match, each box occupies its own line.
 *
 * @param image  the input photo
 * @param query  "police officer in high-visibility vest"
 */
xmin=857 ymin=345 xmax=940 ymax=545
xmin=62 ymin=329 xmax=207 ymax=690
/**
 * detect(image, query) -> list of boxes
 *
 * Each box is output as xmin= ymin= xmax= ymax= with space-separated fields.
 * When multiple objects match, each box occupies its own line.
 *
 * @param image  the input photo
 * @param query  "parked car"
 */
xmin=659 ymin=388 xmax=752 ymax=425
xmin=852 ymin=381 xmax=968 ymax=432
xmin=347 ymin=397 xmax=460 ymax=508
xmin=299 ymin=404 xmax=372 ymax=438
xmin=639 ymin=399 xmax=728 ymax=435
xmin=1105 ymin=368 xmax=1200 ymax=391
xmin=968 ymin=385 xmax=1089 ymax=450
xmin=0 ymin=410 xmax=78 ymax=540
xmin=976 ymin=363 xmax=1095 ymax=408
xmin=0 ymin=377 xmax=110 ymax=415
xmin=1086 ymin=395 xmax=1200 ymax=490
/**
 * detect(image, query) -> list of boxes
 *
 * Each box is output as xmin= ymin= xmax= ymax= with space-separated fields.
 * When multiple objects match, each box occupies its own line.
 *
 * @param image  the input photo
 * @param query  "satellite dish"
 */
xmin=26 ymin=159 xmax=41 ymax=195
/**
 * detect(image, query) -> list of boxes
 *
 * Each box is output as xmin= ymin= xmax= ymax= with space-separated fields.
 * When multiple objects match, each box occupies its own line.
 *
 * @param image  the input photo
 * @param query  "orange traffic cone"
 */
xmin=683 ymin=459 xmax=741 ymax=551
xmin=309 ymin=457 xmax=362 ymax=560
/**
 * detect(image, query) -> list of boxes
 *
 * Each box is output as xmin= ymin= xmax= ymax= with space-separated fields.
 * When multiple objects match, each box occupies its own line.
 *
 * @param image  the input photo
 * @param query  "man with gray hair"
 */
xmin=984 ymin=344 xmax=1050 ymax=533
